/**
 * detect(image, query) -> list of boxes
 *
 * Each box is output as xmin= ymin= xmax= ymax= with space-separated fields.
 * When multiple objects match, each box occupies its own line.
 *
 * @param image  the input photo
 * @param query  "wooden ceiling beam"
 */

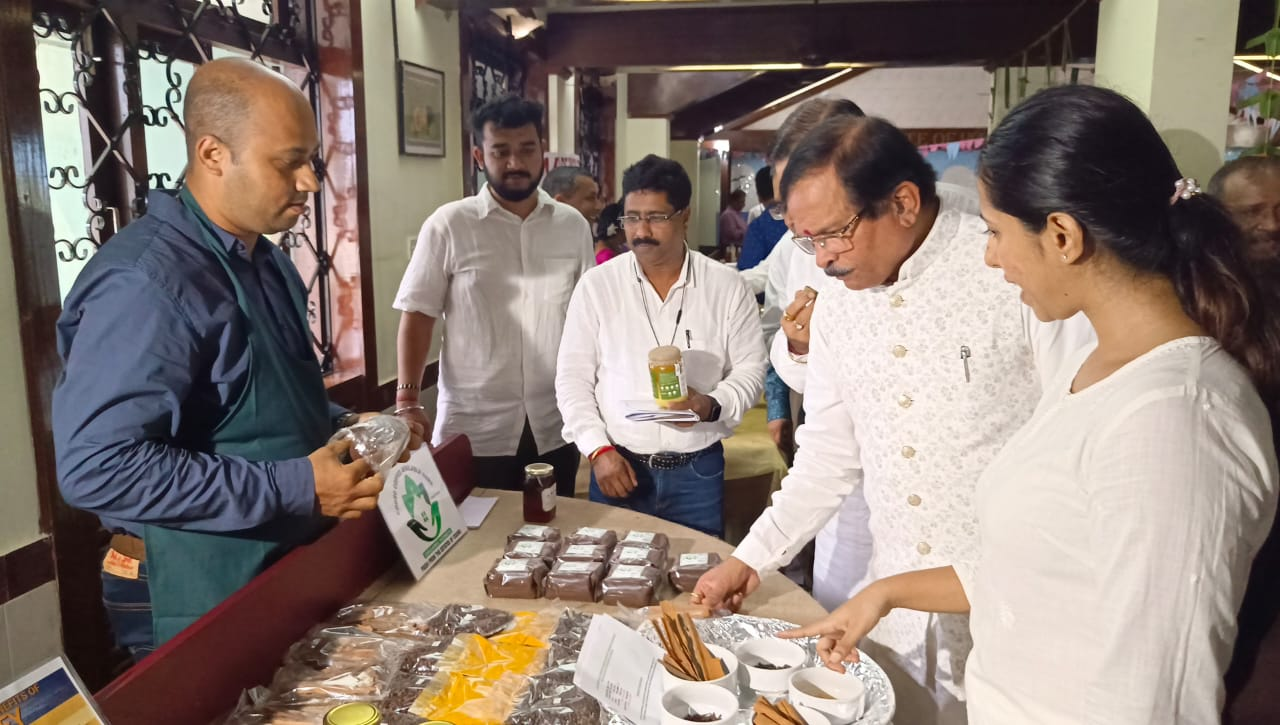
xmin=543 ymin=1 xmax=1098 ymax=69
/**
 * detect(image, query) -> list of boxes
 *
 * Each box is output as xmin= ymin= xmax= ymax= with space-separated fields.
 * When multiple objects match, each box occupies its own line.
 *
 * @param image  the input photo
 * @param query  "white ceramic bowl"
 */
xmin=735 ymin=637 xmax=807 ymax=694
xmin=796 ymin=705 xmax=832 ymax=725
xmin=788 ymin=666 xmax=866 ymax=724
xmin=660 ymin=682 xmax=740 ymax=725
xmin=660 ymin=643 xmax=740 ymax=694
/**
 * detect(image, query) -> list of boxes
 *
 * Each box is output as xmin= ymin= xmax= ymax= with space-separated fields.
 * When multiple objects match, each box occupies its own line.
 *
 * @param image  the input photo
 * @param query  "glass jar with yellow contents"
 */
xmin=648 ymin=345 xmax=687 ymax=408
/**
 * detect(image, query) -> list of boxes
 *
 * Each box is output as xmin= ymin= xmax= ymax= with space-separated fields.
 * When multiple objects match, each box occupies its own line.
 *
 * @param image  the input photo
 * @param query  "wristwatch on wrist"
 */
xmin=704 ymin=397 xmax=722 ymax=423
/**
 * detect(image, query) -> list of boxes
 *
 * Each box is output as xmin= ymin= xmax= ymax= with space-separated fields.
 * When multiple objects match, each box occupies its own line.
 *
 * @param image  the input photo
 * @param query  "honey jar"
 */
xmin=648 ymin=345 xmax=688 ymax=408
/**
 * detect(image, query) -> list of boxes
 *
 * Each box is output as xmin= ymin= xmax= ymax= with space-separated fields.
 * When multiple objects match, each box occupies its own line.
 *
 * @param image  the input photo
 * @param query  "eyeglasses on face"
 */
xmin=791 ymin=212 xmax=863 ymax=255
xmin=618 ymin=208 xmax=686 ymax=227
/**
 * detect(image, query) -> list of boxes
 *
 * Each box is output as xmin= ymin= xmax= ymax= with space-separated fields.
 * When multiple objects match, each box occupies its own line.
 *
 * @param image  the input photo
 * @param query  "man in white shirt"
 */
xmin=556 ymin=154 xmax=767 ymax=537
xmin=394 ymin=96 xmax=594 ymax=495
xmin=694 ymin=116 xmax=1092 ymax=724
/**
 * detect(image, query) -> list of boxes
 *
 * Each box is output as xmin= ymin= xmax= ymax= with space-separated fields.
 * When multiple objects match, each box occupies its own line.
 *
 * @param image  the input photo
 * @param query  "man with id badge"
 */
xmin=555 ymin=155 xmax=766 ymax=537
xmin=694 ymin=117 xmax=1093 ymax=724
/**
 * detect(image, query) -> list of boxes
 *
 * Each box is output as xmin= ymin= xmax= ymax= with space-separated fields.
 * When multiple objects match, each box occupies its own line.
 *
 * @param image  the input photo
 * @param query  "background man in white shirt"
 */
xmin=394 ymin=96 xmax=594 ymax=495
xmin=556 ymin=154 xmax=767 ymax=537
xmin=542 ymin=165 xmax=603 ymax=227
xmin=694 ymin=116 xmax=1092 ymax=724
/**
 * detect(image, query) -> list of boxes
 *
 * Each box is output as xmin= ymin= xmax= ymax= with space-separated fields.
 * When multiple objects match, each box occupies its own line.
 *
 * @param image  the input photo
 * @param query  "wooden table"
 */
xmin=367 ymin=489 xmax=828 ymax=625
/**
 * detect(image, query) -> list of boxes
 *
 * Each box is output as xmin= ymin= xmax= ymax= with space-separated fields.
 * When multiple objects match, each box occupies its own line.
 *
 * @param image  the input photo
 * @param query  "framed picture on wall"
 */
xmin=398 ymin=61 xmax=445 ymax=157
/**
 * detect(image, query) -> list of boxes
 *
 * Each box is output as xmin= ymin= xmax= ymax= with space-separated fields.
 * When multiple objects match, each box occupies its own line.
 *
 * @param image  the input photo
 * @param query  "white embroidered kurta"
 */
xmin=962 ymin=338 xmax=1278 ymax=725
xmin=734 ymin=204 xmax=1093 ymax=725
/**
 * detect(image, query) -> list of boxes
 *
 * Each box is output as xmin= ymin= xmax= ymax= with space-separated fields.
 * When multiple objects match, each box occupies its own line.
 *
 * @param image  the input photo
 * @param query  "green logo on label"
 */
xmin=402 ymin=475 xmax=443 ymax=542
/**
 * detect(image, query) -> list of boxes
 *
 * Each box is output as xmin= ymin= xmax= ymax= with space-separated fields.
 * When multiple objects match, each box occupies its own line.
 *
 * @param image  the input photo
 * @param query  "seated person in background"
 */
xmin=785 ymin=85 xmax=1279 ymax=725
xmin=556 ymin=154 xmax=767 ymax=538
xmin=1209 ymin=155 xmax=1280 ymax=267
xmin=594 ymin=201 xmax=628 ymax=265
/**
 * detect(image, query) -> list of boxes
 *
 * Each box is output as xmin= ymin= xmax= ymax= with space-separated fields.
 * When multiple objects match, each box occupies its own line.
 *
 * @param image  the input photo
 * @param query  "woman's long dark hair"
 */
xmin=980 ymin=85 xmax=1280 ymax=402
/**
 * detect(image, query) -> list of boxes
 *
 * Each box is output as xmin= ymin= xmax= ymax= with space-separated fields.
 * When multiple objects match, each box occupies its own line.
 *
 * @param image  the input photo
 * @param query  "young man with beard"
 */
xmin=555 ymin=155 xmax=766 ymax=537
xmin=394 ymin=96 xmax=594 ymax=496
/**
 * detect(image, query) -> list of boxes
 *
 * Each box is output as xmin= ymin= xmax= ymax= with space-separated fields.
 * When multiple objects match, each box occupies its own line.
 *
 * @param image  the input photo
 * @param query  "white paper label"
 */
xmin=623 ymin=531 xmax=656 ymax=544
xmin=513 ymin=541 xmax=545 ymax=555
xmin=574 ymin=615 xmax=664 ymax=724
xmin=557 ymin=561 xmax=597 ymax=574
xmin=496 ymin=558 xmax=532 ymax=573
xmin=564 ymin=544 xmax=598 ymax=558
xmin=615 ymin=546 xmax=649 ymax=562
xmin=516 ymin=525 xmax=552 ymax=538
xmin=679 ymin=553 xmax=709 ymax=567
xmin=609 ymin=565 xmax=648 ymax=580
xmin=542 ymin=486 xmax=557 ymax=512
xmin=576 ymin=527 xmax=608 ymax=539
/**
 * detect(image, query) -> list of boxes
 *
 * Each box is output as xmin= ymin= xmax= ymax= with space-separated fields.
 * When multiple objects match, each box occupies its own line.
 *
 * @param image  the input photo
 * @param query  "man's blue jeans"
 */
xmin=590 ymin=443 xmax=725 ymax=538
xmin=101 ymin=556 xmax=155 ymax=661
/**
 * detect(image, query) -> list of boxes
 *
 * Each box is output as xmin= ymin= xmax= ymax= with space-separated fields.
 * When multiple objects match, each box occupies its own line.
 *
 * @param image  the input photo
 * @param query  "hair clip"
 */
xmin=1169 ymin=177 xmax=1202 ymax=205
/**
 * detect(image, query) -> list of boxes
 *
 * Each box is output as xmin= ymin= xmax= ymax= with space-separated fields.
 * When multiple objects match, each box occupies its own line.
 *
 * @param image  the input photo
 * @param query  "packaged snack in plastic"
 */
xmin=610 ymin=544 xmax=667 ymax=569
xmin=268 ymin=659 xmax=399 ymax=706
xmin=503 ymin=539 xmax=560 ymax=566
xmin=601 ymin=564 xmax=662 ymax=607
xmin=286 ymin=628 xmax=416 ymax=671
xmin=619 ymin=530 xmax=670 ymax=553
xmin=221 ymin=701 xmax=338 ymax=725
xmin=422 ymin=603 xmax=516 ymax=638
xmin=485 ymin=558 xmax=549 ymax=599
xmin=506 ymin=524 xmax=561 ymax=546
xmin=328 ymin=415 xmax=410 ymax=473
xmin=545 ymin=561 xmax=604 ymax=603
xmin=669 ymin=552 xmax=723 ymax=593
xmin=328 ymin=602 xmax=442 ymax=639
xmin=557 ymin=543 xmax=610 ymax=563
xmin=563 ymin=527 xmax=617 ymax=551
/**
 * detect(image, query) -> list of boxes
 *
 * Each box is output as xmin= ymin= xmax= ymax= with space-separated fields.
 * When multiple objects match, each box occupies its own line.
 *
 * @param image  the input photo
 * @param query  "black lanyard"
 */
xmin=634 ymin=251 xmax=690 ymax=348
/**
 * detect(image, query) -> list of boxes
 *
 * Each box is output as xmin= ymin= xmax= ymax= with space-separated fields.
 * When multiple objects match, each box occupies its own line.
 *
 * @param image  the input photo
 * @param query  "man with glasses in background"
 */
xmin=394 ymin=96 xmax=593 ymax=497
xmin=694 ymin=116 xmax=1093 ymax=724
xmin=556 ymin=155 xmax=766 ymax=537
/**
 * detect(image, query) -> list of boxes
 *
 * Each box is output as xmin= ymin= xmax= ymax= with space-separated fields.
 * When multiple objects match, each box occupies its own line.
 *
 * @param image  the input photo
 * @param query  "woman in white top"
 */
xmin=783 ymin=85 xmax=1280 ymax=724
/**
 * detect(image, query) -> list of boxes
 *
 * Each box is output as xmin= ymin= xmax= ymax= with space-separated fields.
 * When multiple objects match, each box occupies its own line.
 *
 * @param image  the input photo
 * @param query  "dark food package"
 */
xmin=557 ymin=543 xmax=610 ymax=563
xmin=545 ymin=560 xmax=605 ymax=602
xmin=381 ymin=672 xmax=433 ymax=715
xmin=601 ymin=564 xmax=662 ymax=608
xmin=504 ymin=539 xmax=560 ymax=566
xmin=610 ymin=544 xmax=667 ymax=569
xmin=397 ymin=638 xmax=452 ymax=677
xmin=422 ymin=602 xmax=515 ymax=637
xmin=507 ymin=524 xmax=561 ymax=545
xmin=563 ymin=526 xmax=618 ymax=551
xmin=507 ymin=609 xmax=598 ymax=725
xmin=669 ymin=552 xmax=723 ymax=593
xmin=619 ymin=530 xmax=670 ymax=553
xmin=484 ymin=557 xmax=550 ymax=599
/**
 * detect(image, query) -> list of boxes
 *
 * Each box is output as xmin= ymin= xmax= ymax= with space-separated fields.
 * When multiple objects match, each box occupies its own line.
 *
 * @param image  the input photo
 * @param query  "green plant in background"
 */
xmin=1240 ymin=0 xmax=1280 ymax=156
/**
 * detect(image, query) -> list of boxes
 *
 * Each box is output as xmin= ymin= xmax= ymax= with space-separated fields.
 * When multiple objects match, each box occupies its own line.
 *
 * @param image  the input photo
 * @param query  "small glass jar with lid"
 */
xmin=523 ymin=462 xmax=557 ymax=524
xmin=648 ymin=345 xmax=687 ymax=408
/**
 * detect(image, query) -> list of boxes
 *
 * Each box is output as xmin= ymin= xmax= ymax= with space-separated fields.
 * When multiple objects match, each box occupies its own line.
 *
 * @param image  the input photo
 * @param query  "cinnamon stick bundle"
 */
xmin=751 ymin=696 xmax=807 ymax=725
xmin=657 ymin=601 xmax=728 ymax=681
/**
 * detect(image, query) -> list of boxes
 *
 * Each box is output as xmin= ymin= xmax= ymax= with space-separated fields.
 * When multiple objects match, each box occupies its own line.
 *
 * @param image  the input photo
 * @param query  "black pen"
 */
xmin=686 ymin=330 xmax=692 ymax=349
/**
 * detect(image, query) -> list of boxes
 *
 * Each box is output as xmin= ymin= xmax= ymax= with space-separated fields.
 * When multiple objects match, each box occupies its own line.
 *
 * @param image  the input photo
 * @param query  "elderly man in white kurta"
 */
xmin=693 ymin=118 xmax=1093 ymax=724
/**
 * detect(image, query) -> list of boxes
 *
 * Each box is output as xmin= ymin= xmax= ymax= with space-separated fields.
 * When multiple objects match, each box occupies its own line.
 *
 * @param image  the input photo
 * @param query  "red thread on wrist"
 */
xmin=589 ymin=445 xmax=615 ymax=462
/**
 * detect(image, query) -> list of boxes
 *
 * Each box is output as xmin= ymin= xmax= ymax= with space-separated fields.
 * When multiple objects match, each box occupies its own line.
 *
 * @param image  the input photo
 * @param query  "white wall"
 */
xmin=361 ymin=1 xmax=462 ymax=384
xmin=613 ymin=74 xmax=672 ymax=195
xmin=746 ymin=66 xmax=993 ymax=130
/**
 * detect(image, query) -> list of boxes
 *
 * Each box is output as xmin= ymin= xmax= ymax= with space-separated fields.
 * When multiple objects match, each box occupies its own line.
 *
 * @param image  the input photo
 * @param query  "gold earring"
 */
xmin=1061 ymin=254 xmax=1068 ymax=262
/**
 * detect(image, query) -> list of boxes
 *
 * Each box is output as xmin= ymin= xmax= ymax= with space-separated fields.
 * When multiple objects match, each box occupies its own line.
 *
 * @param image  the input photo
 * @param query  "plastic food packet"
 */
xmin=413 ymin=611 xmax=558 ymax=725
xmin=669 ymin=552 xmax=723 ymax=593
xmin=485 ymin=558 xmax=550 ymax=599
xmin=601 ymin=564 xmax=662 ymax=608
xmin=506 ymin=610 xmax=599 ymax=725
xmin=422 ymin=603 xmax=516 ymax=638
xmin=328 ymin=602 xmax=443 ymax=639
xmin=328 ymin=414 xmax=410 ymax=473
xmin=619 ymin=530 xmax=670 ymax=553
xmin=268 ymin=658 xmax=399 ymax=706
xmin=507 ymin=524 xmax=561 ymax=546
xmin=286 ymin=628 xmax=416 ymax=671
xmin=504 ymin=540 xmax=560 ymax=566
xmin=557 ymin=543 xmax=610 ymax=562
xmin=563 ymin=527 xmax=618 ymax=551
xmin=220 ymin=701 xmax=338 ymax=725
xmin=610 ymin=545 xmax=668 ymax=570
xmin=545 ymin=561 xmax=604 ymax=603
